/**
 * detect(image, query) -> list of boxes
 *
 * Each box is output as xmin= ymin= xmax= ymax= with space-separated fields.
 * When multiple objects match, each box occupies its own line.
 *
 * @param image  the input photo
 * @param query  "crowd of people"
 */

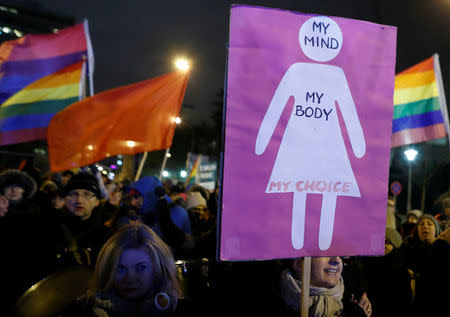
xmin=0 ymin=164 xmax=449 ymax=316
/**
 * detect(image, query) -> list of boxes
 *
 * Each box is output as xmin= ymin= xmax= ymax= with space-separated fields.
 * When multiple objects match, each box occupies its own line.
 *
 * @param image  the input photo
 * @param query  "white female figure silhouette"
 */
xmin=255 ymin=16 xmax=366 ymax=250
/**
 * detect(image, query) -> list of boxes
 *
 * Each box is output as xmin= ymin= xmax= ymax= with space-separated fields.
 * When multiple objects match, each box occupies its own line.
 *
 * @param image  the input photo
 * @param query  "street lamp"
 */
xmin=404 ymin=148 xmax=418 ymax=212
xmin=159 ymin=116 xmax=181 ymax=180
xmin=174 ymin=58 xmax=190 ymax=72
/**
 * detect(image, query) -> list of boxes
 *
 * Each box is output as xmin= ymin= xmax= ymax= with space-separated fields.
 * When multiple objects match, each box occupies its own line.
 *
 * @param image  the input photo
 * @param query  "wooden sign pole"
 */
xmin=301 ymin=257 xmax=311 ymax=317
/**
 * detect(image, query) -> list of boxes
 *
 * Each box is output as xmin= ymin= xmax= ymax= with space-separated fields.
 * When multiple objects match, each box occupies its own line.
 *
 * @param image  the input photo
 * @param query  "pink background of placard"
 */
xmin=220 ymin=5 xmax=397 ymax=260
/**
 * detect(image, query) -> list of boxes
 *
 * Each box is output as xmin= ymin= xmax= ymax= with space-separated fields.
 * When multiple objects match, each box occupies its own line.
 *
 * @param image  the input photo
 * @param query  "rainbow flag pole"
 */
xmin=391 ymin=54 xmax=449 ymax=147
xmin=433 ymin=54 xmax=450 ymax=145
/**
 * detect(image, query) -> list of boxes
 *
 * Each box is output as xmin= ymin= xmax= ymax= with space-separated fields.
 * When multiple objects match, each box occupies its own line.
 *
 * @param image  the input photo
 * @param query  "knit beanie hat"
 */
xmin=64 ymin=172 xmax=101 ymax=198
xmin=407 ymin=209 xmax=423 ymax=220
xmin=0 ymin=169 xmax=37 ymax=200
xmin=385 ymin=227 xmax=402 ymax=249
xmin=185 ymin=191 xmax=207 ymax=210
xmin=416 ymin=213 xmax=442 ymax=236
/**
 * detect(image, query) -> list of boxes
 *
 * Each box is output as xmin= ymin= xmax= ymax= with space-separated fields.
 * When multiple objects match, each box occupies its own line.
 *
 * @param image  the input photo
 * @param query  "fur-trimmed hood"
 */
xmin=0 ymin=169 xmax=37 ymax=200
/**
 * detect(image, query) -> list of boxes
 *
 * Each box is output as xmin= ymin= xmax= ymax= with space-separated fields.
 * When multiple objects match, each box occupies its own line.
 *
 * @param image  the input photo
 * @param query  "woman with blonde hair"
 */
xmin=65 ymin=223 xmax=181 ymax=316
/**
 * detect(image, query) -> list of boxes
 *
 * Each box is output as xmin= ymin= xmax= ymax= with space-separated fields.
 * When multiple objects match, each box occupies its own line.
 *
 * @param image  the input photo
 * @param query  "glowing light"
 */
xmin=108 ymin=172 xmax=115 ymax=179
xmin=97 ymin=166 xmax=104 ymax=171
xmin=175 ymin=117 xmax=182 ymax=125
xmin=166 ymin=152 xmax=172 ymax=158
xmin=2 ymin=26 xmax=11 ymax=33
xmin=180 ymin=170 xmax=187 ymax=178
xmin=87 ymin=145 xmax=94 ymax=150
xmin=404 ymin=149 xmax=418 ymax=161
xmin=110 ymin=164 xmax=117 ymax=170
xmin=126 ymin=140 xmax=136 ymax=147
xmin=117 ymin=160 xmax=123 ymax=166
xmin=102 ymin=170 xmax=107 ymax=175
xmin=174 ymin=58 xmax=190 ymax=71
xmin=162 ymin=170 xmax=169 ymax=177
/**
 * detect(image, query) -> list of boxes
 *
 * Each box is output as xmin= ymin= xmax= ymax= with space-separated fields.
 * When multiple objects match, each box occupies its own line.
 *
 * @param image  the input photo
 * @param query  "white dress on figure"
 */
xmin=256 ymin=63 xmax=365 ymax=196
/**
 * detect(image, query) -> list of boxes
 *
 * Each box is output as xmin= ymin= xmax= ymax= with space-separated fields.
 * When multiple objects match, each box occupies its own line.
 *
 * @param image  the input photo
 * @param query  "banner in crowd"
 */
xmin=48 ymin=70 xmax=190 ymax=172
xmin=391 ymin=54 xmax=449 ymax=147
xmin=185 ymin=153 xmax=217 ymax=191
xmin=220 ymin=5 xmax=397 ymax=260
xmin=0 ymin=21 xmax=94 ymax=146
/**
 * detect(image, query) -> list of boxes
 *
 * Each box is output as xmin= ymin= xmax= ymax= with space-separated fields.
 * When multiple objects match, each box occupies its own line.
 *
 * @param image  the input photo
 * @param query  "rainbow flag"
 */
xmin=185 ymin=154 xmax=201 ymax=189
xmin=0 ymin=21 xmax=94 ymax=146
xmin=391 ymin=54 xmax=449 ymax=147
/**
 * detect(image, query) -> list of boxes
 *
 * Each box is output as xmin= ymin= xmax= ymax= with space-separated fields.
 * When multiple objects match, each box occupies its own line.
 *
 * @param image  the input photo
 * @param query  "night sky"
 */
xmin=2 ymin=0 xmax=449 ymax=126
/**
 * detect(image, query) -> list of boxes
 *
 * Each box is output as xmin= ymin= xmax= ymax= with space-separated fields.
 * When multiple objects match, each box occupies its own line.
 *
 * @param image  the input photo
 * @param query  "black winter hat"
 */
xmin=0 ymin=169 xmax=37 ymax=200
xmin=64 ymin=172 xmax=101 ymax=198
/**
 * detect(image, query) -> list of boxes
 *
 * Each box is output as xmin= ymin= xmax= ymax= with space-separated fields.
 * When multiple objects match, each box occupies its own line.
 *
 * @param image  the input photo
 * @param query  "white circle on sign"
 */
xmin=299 ymin=16 xmax=343 ymax=62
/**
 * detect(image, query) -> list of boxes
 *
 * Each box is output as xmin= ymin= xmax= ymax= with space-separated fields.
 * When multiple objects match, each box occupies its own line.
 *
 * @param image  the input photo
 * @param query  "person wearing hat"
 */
xmin=128 ymin=176 xmax=192 ymax=238
xmin=185 ymin=191 xmax=217 ymax=258
xmin=398 ymin=213 xmax=448 ymax=316
xmin=400 ymin=209 xmax=423 ymax=239
xmin=53 ymin=172 xmax=112 ymax=268
xmin=0 ymin=170 xmax=51 ymax=311
xmin=0 ymin=169 xmax=38 ymax=216
xmin=186 ymin=192 xmax=209 ymax=223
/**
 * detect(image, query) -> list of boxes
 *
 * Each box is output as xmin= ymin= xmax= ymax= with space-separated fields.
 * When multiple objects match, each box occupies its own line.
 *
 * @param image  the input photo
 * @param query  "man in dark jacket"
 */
xmin=54 ymin=172 xmax=112 ymax=268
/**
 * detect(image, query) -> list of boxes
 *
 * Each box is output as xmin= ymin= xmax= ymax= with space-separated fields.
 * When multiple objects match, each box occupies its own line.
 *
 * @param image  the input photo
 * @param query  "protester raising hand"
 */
xmin=351 ymin=292 xmax=372 ymax=317
xmin=436 ymin=226 xmax=450 ymax=244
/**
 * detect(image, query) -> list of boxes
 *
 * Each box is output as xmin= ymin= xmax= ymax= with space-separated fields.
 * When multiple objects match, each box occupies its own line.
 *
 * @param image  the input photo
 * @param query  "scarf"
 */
xmin=280 ymin=268 xmax=344 ymax=317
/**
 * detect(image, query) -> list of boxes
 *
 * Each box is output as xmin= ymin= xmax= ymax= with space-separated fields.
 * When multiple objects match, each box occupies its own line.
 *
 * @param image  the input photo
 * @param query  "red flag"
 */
xmin=48 ymin=70 xmax=190 ymax=172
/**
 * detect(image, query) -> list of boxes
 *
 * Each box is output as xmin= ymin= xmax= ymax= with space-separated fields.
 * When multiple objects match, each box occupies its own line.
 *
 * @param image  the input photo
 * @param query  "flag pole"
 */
xmin=159 ymin=148 xmax=170 ymax=180
xmin=433 ymin=53 xmax=450 ymax=145
xmin=83 ymin=19 xmax=95 ymax=97
xmin=134 ymin=152 xmax=148 ymax=181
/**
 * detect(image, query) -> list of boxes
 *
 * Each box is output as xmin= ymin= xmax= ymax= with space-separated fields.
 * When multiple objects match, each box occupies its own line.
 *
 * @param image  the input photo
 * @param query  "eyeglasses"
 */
xmin=67 ymin=191 xmax=96 ymax=200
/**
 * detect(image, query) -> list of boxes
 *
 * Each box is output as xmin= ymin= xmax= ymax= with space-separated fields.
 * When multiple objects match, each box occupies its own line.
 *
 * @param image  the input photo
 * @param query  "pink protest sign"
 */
xmin=220 ymin=5 xmax=397 ymax=261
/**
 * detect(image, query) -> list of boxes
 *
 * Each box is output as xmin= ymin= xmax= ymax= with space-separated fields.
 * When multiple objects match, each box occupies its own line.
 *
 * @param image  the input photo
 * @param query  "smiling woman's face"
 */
xmin=310 ymin=257 xmax=343 ymax=288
